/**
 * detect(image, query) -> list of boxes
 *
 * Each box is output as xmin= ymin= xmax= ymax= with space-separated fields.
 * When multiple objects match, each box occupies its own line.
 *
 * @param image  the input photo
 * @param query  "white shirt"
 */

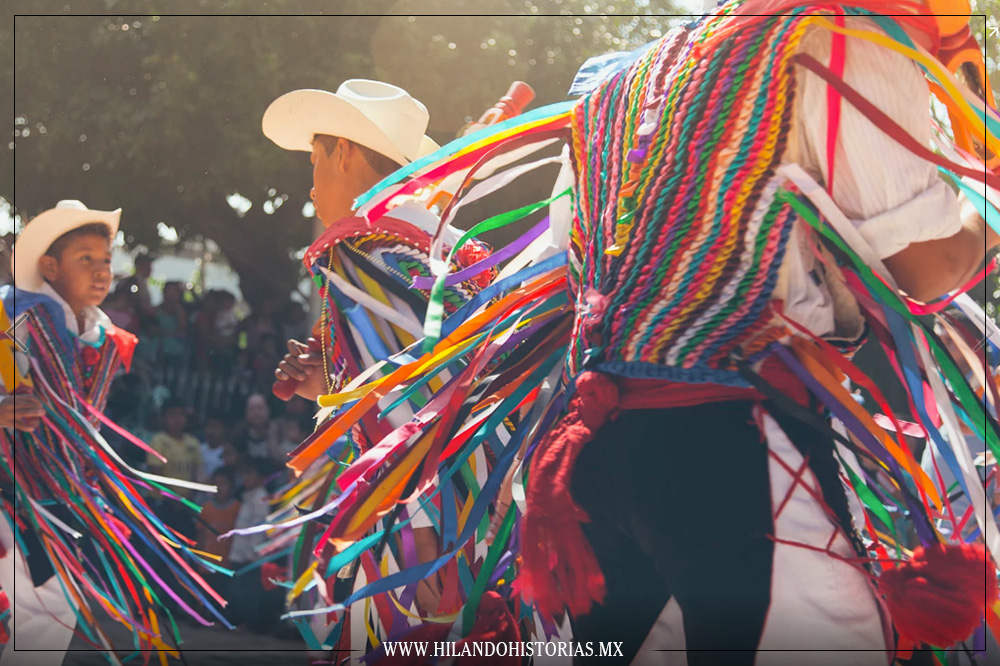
xmin=199 ymin=442 xmax=226 ymax=482
xmin=228 ymin=486 xmax=271 ymax=564
xmin=775 ymin=20 xmax=965 ymax=339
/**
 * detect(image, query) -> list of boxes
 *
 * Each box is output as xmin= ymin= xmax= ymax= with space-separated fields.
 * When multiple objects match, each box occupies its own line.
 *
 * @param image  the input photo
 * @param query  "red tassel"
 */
xmin=261 ymin=562 xmax=287 ymax=592
xmin=455 ymin=591 xmax=521 ymax=665
xmin=521 ymin=371 xmax=618 ymax=618
xmin=878 ymin=542 xmax=997 ymax=647
xmin=0 ymin=590 xmax=8 ymax=644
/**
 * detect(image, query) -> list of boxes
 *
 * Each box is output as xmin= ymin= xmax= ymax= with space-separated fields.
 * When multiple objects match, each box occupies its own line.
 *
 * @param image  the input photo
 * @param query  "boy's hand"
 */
xmin=0 ymin=394 xmax=45 ymax=432
xmin=274 ymin=338 xmax=327 ymax=401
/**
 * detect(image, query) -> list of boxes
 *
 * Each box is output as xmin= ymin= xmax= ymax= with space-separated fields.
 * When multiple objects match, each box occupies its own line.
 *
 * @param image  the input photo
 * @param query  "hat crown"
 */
xmin=53 ymin=200 xmax=88 ymax=212
xmin=334 ymin=79 xmax=429 ymax=162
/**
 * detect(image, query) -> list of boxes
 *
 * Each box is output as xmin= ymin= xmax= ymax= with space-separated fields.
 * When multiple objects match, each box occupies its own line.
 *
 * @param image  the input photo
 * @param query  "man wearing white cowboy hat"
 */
xmin=262 ymin=80 xmax=447 ymax=645
xmin=265 ymin=78 xmax=440 ymax=401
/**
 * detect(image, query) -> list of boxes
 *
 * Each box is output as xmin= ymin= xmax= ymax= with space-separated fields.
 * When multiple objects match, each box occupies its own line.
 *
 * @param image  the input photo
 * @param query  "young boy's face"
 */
xmin=213 ymin=473 xmax=233 ymax=501
xmin=40 ymin=233 xmax=112 ymax=312
xmin=163 ymin=407 xmax=187 ymax=436
xmin=241 ymin=468 xmax=262 ymax=490
xmin=204 ymin=418 xmax=226 ymax=445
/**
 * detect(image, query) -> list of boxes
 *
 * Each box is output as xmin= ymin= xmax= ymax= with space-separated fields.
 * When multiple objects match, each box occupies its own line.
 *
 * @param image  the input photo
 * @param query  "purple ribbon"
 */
xmin=410 ymin=217 xmax=550 ymax=290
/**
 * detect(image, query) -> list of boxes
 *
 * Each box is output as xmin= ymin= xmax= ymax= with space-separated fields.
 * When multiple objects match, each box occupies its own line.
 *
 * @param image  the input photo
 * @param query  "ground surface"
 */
xmin=59 ymin=613 xmax=323 ymax=666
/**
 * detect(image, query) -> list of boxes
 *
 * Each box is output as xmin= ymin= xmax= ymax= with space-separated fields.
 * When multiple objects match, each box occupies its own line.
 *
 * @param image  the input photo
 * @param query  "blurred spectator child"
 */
xmin=198 ymin=414 xmax=230 ymax=485
xmin=156 ymin=281 xmax=188 ymax=363
xmin=222 ymin=441 xmax=243 ymax=470
xmin=215 ymin=291 xmax=239 ymax=342
xmin=118 ymin=253 xmax=155 ymax=325
xmin=196 ymin=466 xmax=241 ymax=567
xmin=239 ymin=393 xmax=279 ymax=459
xmin=147 ymin=398 xmax=202 ymax=498
xmin=103 ymin=286 xmax=138 ymax=332
xmin=272 ymin=413 xmax=311 ymax=463
xmin=227 ymin=458 xmax=278 ymax=632
xmin=221 ymin=441 xmax=245 ymax=497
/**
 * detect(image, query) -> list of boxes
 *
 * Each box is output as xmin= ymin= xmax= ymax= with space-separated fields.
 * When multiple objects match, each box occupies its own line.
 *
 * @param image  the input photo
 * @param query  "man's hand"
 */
xmin=0 ymin=394 xmax=44 ymax=432
xmin=274 ymin=338 xmax=328 ymax=401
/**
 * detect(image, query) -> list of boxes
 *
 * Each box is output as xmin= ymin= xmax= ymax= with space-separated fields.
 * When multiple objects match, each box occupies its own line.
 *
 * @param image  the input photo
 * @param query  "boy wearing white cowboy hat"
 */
xmin=2 ymin=200 xmax=121 ymax=430
xmin=0 ymin=201 xmax=226 ymax=664
xmin=0 ymin=200 xmax=121 ymax=666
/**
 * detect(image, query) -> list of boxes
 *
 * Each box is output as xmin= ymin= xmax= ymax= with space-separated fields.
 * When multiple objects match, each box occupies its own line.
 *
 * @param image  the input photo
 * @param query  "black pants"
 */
xmin=569 ymin=401 xmax=775 ymax=665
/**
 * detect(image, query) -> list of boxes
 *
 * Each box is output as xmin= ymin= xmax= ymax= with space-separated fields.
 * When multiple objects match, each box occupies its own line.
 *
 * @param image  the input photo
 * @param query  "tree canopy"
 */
xmin=9 ymin=0 xmax=682 ymax=306
xmin=8 ymin=0 xmax=997 ymax=308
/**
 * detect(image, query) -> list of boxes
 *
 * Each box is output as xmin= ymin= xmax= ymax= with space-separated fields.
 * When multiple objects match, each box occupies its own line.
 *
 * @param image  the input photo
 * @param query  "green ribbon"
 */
xmin=422 ymin=188 xmax=571 ymax=352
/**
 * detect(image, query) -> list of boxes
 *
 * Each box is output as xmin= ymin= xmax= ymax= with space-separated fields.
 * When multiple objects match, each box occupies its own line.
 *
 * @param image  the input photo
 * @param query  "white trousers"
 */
xmin=0 ymin=516 xmax=77 ymax=666
xmin=634 ymin=410 xmax=891 ymax=666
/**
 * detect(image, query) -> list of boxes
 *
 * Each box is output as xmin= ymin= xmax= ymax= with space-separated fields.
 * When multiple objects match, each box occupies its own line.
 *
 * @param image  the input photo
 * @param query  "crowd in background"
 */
xmin=103 ymin=255 xmax=316 ymax=637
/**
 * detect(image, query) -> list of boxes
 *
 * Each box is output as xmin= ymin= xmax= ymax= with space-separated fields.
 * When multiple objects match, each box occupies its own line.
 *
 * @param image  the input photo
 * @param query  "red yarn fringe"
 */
xmin=521 ymin=371 xmax=617 ymax=618
xmin=879 ymin=542 xmax=997 ymax=648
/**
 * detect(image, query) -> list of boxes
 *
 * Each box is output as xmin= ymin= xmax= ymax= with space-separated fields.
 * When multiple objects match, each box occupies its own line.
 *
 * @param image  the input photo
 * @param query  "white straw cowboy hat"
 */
xmin=13 ymin=200 xmax=121 ymax=292
xmin=261 ymin=79 xmax=440 ymax=166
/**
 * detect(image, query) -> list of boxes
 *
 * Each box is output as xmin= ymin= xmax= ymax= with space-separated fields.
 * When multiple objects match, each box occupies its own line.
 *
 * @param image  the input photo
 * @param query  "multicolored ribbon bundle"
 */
xmin=0 ymin=286 xmax=230 ymax=666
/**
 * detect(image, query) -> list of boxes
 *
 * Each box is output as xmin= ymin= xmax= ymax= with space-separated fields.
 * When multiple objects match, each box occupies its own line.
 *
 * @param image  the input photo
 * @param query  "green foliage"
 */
xmin=9 ymin=1 xmax=680 ymax=304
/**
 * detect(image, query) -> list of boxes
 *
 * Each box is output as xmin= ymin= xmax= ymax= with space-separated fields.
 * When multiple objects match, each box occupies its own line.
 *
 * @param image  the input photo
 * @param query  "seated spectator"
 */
xmin=272 ymin=413 xmax=311 ymax=464
xmin=147 ymin=398 xmax=201 ymax=542
xmin=227 ymin=458 xmax=281 ymax=633
xmin=222 ymin=440 xmax=243 ymax=470
xmin=236 ymin=393 xmax=279 ymax=460
xmin=198 ymin=414 xmax=231 ymax=485
xmin=147 ymin=398 xmax=202 ymax=500
xmin=196 ymin=466 xmax=241 ymax=567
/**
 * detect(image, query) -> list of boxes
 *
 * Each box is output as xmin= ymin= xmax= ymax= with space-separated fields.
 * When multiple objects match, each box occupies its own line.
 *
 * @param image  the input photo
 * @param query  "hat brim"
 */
xmin=13 ymin=207 xmax=121 ymax=292
xmin=262 ymin=89 xmax=437 ymax=165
